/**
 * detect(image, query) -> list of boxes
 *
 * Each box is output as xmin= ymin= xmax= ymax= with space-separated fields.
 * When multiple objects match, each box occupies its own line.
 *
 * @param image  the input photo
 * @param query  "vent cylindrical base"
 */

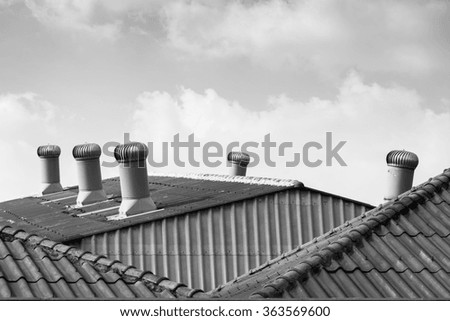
xmin=75 ymin=158 xmax=106 ymax=206
xmin=40 ymin=158 xmax=63 ymax=195
xmin=384 ymin=166 xmax=415 ymax=201
xmin=118 ymin=161 xmax=156 ymax=216
xmin=229 ymin=162 xmax=247 ymax=176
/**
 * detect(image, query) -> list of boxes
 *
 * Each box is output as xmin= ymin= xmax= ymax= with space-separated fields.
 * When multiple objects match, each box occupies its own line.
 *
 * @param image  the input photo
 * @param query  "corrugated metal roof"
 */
xmin=69 ymin=188 xmax=372 ymax=291
xmin=0 ymin=175 xmax=303 ymax=242
xmin=210 ymin=170 xmax=450 ymax=299
xmin=0 ymin=224 xmax=205 ymax=299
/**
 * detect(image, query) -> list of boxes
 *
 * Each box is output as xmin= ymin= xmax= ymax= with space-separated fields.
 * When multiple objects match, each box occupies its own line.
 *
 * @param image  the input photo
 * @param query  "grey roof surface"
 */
xmin=210 ymin=170 xmax=450 ymax=299
xmin=0 ymin=174 xmax=304 ymax=242
xmin=0 ymin=224 xmax=205 ymax=299
xmin=0 ymin=174 xmax=371 ymax=243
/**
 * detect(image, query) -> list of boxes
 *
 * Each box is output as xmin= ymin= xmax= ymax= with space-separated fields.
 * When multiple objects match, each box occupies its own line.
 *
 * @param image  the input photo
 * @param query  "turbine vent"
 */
xmin=37 ymin=144 xmax=63 ymax=195
xmin=73 ymin=143 xmax=106 ymax=206
xmin=227 ymin=151 xmax=251 ymax=176
xmin=384 ymin=149 xmax=419 ymax=201
xmin=113 ymin=142 xmax=156 ymax=217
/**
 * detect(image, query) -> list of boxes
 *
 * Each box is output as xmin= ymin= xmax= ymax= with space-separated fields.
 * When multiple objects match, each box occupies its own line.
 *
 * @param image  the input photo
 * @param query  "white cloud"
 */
xmin=162 ymin=0 xmax=450 ymax=74
xmin=0 ymin=92 xmax=57 ymax=135
xmin=23 ymin=0 xmax=168 ymax=40
xmin=24 ymin=0 xmax=123 ymax=40
xmin=0 ymin=93 xmax=60 ymax=201
xmin=131 ymin=72 xmax=450 ymax=205
xmin=19 ymin=0 xmax=450 ymax=75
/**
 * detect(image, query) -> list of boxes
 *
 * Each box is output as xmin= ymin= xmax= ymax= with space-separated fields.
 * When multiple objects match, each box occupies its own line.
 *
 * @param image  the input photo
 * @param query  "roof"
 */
xmin=0 ymin=174 xmax=302 ymax=242
xmin=0 ymin=173 xmax=373 ymax=292
xmin=0 ymin=174 xmax=370 ymax=243
xmin=0 ymin=224 xmax=205 ymax=299
xmin=71 ymin=186 xmax=373 ymax=291
xmin=210 ymin=169 xmax=450 ymax=299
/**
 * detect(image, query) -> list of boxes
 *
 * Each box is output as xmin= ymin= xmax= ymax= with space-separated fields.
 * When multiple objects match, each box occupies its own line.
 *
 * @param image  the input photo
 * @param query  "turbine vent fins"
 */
xmin=114 ymin=142 xmax=148 ymax=163
xmin=73 ymin=143 xmax=102 ymax=160
xmin=37 ymin=145 xmax=61 ymax=158
xmin=386 ymin=150 xmax=419 ymax=170
xmin=227 ymin=151 xmax=251 ymax=166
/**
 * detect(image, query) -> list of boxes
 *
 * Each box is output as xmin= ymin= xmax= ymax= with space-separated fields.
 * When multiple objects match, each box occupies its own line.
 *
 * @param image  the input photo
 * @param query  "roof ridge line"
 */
xmin=147 ymin=172 xmax=304 ymax=188
xmin=0 ymin=224 xmax=207 ymax=299
xmin=326 ymin=266 xmax=446 ymax=275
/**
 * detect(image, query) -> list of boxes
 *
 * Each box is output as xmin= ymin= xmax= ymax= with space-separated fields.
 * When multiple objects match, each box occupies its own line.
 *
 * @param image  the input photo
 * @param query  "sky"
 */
xmin=0 ymin=0 xmax=449 ymax=205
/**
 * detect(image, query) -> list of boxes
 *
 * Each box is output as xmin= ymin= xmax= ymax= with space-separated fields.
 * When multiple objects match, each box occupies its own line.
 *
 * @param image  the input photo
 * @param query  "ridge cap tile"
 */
xmin=0 ymin=226 xmax=15 ymax=234
xmin=67 ymin=248 xmax=91 ymax=259
xmin=266 ymin=278 xmax=290 ymax=293
xmin=13 ymin=231 xmax=37 ymax=242
xmin=142 ymin=272 xmax=168 ymax=285
xmin=261 ymin=285 xmax=283 ymax=297
xmin=425 ymin=179 xmax=444 ymax=190
xmin=26 ymin=235 xmax=44 ymax=246
xmin=434 ymin=175 xmax=450 ymax=185
xmin=111 ymin=262 xmax=134 ymax=274
xmin=398 ymin=196 xmax=416 ymax=208
xmin=419 ymin=184 xmax=437 ymax=195
xmin=79 ymin=252 xmax=99 ymax=262
xmin=334 ymin=236 xmax=354 ymax=250
xmin=123 ymin=268 xmax=148 ymax=280
xmin=176 ymin=286 xmax=204 ymax=298
xmin=282 ymin=269 xmax=302 ymax=282
xmin=95 ymin=258 xmax=120 ymax=268
xmin=38 ymin=239 xmax=58 ymax=250
xmin=0 ymin=225 xmax=12 ymax=233
xmin=408 ymin=191 xmax=428 ymax=203
xmin=251 ymin=289 xmax=270 ymax=298
xmin=159 ymin=279 xmax=185 ymax=291
xmin=347 ymin=230 xmax=364 ymax=242
xmin=52 ymin=244 xmax=74 ymax=254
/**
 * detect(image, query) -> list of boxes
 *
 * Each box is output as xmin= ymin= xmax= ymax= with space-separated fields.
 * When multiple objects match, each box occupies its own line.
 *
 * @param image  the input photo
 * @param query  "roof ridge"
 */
xmin=0 ymin=224 xmax=207 ymax=299
xmin=147 ymin=172 xmax=304 ymax=187
xmin=211 ymin=169 xmax=450 ymax=298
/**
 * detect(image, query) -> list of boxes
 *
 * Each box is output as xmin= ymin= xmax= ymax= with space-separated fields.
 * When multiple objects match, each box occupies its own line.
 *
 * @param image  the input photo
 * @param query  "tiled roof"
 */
xmin=0 ymin=175 xmax=304 ymax=242
xmin=210 ymin=169 xmax=450 ymax=299
xmin=0 ymin=224 xmax=205 ymax=299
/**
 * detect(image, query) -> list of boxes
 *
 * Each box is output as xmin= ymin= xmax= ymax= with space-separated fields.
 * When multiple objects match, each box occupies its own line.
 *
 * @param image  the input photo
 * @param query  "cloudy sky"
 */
xmin=0 ymin=0 xmax=449 ymax=204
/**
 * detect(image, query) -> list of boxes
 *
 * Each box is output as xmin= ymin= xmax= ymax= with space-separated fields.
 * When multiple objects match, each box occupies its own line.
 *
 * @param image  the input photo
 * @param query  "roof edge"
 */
xmin=147 ymin=172 xmax=304 ymax=188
